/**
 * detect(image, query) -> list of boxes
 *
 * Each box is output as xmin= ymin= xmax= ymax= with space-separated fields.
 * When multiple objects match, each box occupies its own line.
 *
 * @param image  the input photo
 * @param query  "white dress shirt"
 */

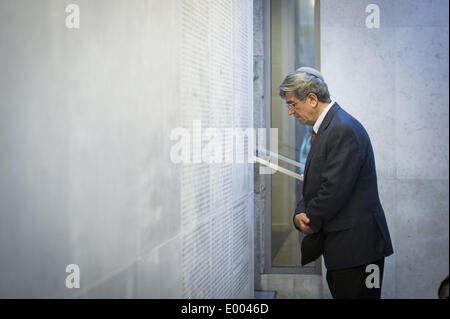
xmin=313 ymin=100 xmax=335 ymax=134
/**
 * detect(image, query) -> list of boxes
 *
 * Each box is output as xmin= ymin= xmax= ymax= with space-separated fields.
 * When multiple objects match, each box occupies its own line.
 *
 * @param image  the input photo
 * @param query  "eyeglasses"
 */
xmin=286 ymin=101 xmax=297 ymax=109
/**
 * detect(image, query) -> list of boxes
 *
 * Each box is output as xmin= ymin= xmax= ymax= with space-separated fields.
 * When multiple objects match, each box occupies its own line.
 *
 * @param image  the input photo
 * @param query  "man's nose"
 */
xmin=288 ymin=108 xmax=295 ymax=116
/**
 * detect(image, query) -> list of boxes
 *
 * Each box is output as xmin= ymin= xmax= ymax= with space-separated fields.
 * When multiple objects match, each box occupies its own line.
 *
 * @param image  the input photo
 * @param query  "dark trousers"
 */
xmin=326 ymin=258 xmax=385 ymax=299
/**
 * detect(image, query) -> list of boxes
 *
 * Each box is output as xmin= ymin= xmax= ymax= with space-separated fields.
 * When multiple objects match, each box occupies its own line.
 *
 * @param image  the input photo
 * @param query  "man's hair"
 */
xmin=279 ymin=66 xmax=331 ymax=103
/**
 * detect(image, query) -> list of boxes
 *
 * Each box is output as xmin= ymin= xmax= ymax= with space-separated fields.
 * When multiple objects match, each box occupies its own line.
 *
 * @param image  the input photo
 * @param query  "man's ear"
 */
xmin=307 ymin=93 xmax=319 ymax=107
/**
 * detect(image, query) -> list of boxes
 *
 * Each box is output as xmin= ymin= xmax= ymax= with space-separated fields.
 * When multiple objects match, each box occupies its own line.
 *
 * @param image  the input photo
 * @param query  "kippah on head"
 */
xmin=295 ymin=66 xmax=324 ymax=81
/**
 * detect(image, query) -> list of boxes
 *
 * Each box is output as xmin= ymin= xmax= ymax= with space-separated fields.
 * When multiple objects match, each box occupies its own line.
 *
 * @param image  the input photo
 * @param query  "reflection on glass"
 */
xmin=270 ymin=0 xmax=317 ymax=269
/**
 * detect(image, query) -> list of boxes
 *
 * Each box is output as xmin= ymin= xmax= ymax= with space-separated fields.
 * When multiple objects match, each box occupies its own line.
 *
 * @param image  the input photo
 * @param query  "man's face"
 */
xmin=284 ymin=91 xmax=317 ymax=126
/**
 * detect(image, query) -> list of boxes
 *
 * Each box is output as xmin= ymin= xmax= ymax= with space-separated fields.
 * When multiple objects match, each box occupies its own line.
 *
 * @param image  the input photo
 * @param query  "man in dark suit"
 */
xmin=279 ymin=67 xmax=393 ymax=299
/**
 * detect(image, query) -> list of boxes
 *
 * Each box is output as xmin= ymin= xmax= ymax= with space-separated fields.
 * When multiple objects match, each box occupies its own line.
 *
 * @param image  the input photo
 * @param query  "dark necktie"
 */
xmin=311 ymin=129 xmax=316 ymax=144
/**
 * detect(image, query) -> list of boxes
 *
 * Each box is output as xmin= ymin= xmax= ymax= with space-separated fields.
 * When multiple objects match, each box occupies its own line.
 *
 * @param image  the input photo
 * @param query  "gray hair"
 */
xmin=279 ymin=66 xmax=331 ymax=103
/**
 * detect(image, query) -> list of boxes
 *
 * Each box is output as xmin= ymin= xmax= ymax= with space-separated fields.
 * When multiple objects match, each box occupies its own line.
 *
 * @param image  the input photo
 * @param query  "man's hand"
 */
xmin=295 ymin=213 xmax=313 ymax=234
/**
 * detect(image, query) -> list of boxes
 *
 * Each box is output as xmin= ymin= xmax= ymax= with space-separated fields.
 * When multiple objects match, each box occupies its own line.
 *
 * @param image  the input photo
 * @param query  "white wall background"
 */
xmin=320 ymin=0 xmax=449 ymax=298
xmin=0 ymin=0 xmax=253 ymax=298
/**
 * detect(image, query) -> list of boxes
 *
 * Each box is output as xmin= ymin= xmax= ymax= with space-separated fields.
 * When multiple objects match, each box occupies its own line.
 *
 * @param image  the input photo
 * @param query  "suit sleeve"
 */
xmin=306 ymin=125 xmax=363 ymax=233
xmin=293 ymin=198 xmax=306 ymax=231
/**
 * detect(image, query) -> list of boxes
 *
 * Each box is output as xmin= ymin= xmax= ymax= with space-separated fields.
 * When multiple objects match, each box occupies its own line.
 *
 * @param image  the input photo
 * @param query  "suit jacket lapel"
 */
xmin=303 ymin=103 xmax=341 ymax=179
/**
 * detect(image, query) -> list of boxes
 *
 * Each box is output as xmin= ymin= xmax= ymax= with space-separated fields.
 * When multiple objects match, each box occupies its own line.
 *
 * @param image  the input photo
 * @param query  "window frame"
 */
xmin=263 ymin=0 xmax=322 ymax=275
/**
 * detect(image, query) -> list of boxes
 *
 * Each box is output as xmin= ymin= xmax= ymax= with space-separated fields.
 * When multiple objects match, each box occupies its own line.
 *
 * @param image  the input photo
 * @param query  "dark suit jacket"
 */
xmin=294 ymin=103 xmax=394 ymax=271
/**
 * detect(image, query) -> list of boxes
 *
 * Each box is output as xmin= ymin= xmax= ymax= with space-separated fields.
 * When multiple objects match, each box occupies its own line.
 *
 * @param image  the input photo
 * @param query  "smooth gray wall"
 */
xmin=0 ymin=0 xmax=254 ymax=298
xmin=321 ymin=0 xmax=449 ymax=298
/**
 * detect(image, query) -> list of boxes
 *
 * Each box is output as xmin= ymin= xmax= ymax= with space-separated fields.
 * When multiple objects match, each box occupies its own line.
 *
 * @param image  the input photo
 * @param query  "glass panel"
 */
xmin=270 ymin=0 xmax=317 ymax=269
